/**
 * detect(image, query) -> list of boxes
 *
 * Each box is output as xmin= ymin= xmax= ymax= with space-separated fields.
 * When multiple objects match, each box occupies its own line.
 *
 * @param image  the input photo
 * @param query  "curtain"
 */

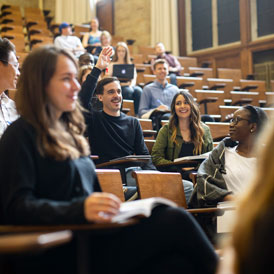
xmin=151 ymin=0 xmax=179 ymax=56
xmin=55 ymin=0 xmax=96 ymax=24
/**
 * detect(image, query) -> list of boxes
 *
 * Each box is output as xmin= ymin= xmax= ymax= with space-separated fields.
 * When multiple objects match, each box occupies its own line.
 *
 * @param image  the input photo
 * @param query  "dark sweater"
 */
xmin=79 ymin=67 xmax=155 ymax=169
xmin=0 ymin=118 xmax=100 ymax=225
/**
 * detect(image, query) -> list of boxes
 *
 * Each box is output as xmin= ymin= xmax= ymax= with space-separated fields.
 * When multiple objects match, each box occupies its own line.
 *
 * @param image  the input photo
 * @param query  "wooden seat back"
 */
xmin=133 ymin=171 xmax=187 ymax=208
xmin=194 ymin=90 xmax=225 ymax=115
xmin=230 ymin=91 xmax=259 ymax=106
xmin=96 ymin=169 xmax=125 ymax=202
xmin=205 ymin=122 xmax=230 ymax=141
xmin=176 ymin=76 xmax=203 ymax=95
xmin=176 ymin=56 xmax=197 ymax=72
xmin=217 ymin=68 xmax=242 ymax=85
xmin=123 ymin=99 xmax=135 ymax=116
xmin=138 ymin=118 xmax=156 ymax=140
xmin=188 ymin=67 xmax=213 ymax=80
xmin=144 ymin=139 xmax=156 ymax=154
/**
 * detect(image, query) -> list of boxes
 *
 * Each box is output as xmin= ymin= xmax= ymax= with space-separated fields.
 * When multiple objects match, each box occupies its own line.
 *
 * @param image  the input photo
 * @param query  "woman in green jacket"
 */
xmin=152 ymin=90 xmax=213 ymax=167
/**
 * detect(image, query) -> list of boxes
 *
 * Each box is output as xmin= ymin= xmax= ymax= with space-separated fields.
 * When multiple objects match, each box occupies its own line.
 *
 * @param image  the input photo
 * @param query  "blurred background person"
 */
xmin=106 ymin=42 xmax=142 ymax=115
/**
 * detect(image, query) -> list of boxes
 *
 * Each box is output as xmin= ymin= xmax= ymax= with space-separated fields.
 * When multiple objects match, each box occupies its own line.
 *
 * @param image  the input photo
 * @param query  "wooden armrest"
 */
xmin=187 ymin=207 xmax=224 ymax=215
xmin=142 ymin=129 xmax=157 ymax=137
xmin=189 ymin=72 xmax=204 ymax=77
xmin=233 ymin=98 xmax=253 ymax=106
xmin=209 ymin=83 xmax=226 ymax=90
xmin=136 ymin=68 xmax=145 ymax=73
xmin=199 ymin=97 xmax=218 ymax=104
xmin=179 ymin=82 xmax=195 ymax=89
xmin=241 ymin=85 xmax=258 ymax=91
xmin=0 ymin=220 xmax=138 ymax=233
xmin=0 ymin=230 xmax=72 ymax=254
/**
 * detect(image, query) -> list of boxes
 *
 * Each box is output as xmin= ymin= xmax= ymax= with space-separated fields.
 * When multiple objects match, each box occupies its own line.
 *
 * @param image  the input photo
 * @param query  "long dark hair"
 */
xmin=15 ymin=46 xmax=90 ymax=160
xmin=169 ymin=90 xmax=204 ymax=154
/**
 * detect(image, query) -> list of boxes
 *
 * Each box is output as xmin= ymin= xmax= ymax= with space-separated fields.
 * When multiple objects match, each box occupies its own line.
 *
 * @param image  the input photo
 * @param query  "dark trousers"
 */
xmin=80 ymin=206 xmax=218 ymax=274
xmin=10 ymin=206 xmax=218 ymax=274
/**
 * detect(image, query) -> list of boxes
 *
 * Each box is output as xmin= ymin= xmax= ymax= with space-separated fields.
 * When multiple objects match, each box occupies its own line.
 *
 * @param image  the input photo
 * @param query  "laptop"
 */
xmin=113 ymin=64 xmax=135 ymax=81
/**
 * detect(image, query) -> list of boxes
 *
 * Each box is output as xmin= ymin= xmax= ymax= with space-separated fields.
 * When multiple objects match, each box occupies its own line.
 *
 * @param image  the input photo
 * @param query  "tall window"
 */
xmin=217 ymin=0 xmax=240 ymax=45
xmin=256 ymin=0 xmax=274 ymax=37
xmin=191 ymin=0 xmax=212 ymax=51
xmin=186 ymin=0 xmax=240 ymax=53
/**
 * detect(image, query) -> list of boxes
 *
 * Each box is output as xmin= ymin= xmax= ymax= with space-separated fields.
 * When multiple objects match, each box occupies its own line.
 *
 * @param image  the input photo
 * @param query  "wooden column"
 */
xmin=177 ymin=0 xmax=187 ymax=56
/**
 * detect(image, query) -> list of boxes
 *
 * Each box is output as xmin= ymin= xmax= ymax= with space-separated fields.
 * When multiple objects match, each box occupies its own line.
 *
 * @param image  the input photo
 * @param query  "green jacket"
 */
xmin=151 ymin=122 xmax=213 ymax=166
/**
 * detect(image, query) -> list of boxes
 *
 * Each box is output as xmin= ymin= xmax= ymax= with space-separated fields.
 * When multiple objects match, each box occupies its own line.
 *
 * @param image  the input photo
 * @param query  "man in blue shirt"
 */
xmin=138 ymin=59 xmax=179 ymax=118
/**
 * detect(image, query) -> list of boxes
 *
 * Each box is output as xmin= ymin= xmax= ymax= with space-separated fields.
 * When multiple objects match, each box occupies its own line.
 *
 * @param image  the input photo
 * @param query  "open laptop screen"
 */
xmin=112 ymin=64 xmax=135 ymax=81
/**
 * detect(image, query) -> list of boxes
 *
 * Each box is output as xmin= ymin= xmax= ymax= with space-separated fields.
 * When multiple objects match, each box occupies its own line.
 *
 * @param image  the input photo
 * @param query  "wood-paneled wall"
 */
xmin=178 ymin=0 xmax=274 ymax=79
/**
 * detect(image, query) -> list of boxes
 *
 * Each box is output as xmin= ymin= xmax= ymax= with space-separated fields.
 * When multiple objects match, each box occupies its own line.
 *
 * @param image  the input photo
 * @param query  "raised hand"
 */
xmin=95 ymin=46 xmax=113 ymax=71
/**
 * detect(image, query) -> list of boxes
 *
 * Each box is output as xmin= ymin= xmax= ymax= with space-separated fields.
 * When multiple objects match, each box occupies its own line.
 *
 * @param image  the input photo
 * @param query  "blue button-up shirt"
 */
xmin=138 ymin=80 xmax=179 ymax=117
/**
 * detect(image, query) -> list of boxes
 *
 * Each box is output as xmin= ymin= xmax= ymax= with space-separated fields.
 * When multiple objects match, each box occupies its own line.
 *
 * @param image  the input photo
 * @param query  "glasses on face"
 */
xmin=0 ymin=59 xmax=19 ymax=70
xmin=230 ymin=116 xmax=250 ymax=125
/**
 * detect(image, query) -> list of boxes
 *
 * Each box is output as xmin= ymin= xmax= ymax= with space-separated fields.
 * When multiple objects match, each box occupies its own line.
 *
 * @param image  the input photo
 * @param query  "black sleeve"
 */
xmin=0 ymin=124 xmax=87 ymax=225
xmin=78 ymin=67 xmax=102 ymax=110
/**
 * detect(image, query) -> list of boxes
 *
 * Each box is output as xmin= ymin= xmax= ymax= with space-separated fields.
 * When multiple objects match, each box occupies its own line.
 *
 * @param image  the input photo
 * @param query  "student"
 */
xmin=79 ymin=47 xmax=152 ymax=168
xmin=138 ymin=59 xmax=179 ymax=120
xmin=0 ymin=38 xmax=20 ymax=138
xmin=152 ymin=42 xmax=182 ymax=85
xmin=151 ymin=90 xmax=213 ymax=202
xmin=82 ymin=18 xmax=102 ymax=53
xmin=189 ymin=105 xmax=267 ymax=208
xmin=218 ymin=118 xmax=274 ymax=274
xmin=54 ymin=22 xmax=85 ymax=57
xmin=106 ymin=42 xmax=142 ymax=114
xmin=0 ymin=45 xmax=218 ymax=274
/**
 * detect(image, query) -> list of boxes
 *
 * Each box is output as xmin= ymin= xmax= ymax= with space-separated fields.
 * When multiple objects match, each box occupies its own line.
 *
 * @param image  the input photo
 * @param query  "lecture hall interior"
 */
xmin=0 ymin=0 xmax=274 ymax=273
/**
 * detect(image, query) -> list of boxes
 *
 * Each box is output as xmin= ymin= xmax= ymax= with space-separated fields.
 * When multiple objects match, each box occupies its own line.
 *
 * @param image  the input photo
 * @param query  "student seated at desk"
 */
xmin=106 ymin=42 xmax=142 ymax=114
xmin=189 ymin=105 xmax=267 ymax=208
xmin=218 ymin=119 xmax=274 ymax=274
xmin=0 ymin=45 xmax=218 ymax=274
xmin=151 ymin=90 xmax=213 ymax=203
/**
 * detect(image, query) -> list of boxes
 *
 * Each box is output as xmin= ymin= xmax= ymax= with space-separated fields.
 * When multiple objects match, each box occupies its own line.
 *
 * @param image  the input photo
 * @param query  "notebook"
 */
xmin=113 ymin=64 xmax=135 ymax=80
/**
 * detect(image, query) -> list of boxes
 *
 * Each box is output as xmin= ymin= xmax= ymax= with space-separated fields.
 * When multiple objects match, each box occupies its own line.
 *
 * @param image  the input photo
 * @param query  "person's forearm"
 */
xmin=78 ymin=67 xmax=102 ymax=110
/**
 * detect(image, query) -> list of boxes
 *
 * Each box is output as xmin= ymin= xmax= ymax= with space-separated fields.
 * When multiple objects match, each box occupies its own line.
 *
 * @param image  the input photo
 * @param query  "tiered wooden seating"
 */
xmin=176 ymin=56 xmax=197 ymax=72
xmin=138 ymin=118 xmax=157 ymax=139
xmin=230 ymin=91 xmax=259 ymax=106
xmin=266 ymin=92 xmax=274 ymax=106
xmin=138 ymin=45 xmax=155 ymax=63
xmin=205 ymin=78 xmax=234 ymax=100
xmin=144 ymin=139 xmax=155 ymax=154
xmin=176 ymin=76 xmax=203 ymax=95
xmin=0 ymin=24 xmax=24 ymax=34
xmin=122 ymin=99 xmax=135 ymax=116
xmin=133 ymin=171 xmax=187 ymax=207
xmin=194 ymin=90 xmax=225 ymax=115
xmin=188 ymin=67 xmax=213 ymax=80
xmin=136 ymin=64 xmax=153 ymax=85
xmin=217 ymin=68 xmax=241 ymax=85
xmin=73 ymin=24 xmax=89 ymax=39
xmin=239 ymin=79 xmax=266 ymax=103
xmin=131 ymin=54 xmax=144 ymax=64
xmin=205 ymin=122 xmax=229 ymax=141
xmin=96 ymin=169 xmax=125 ymax=202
